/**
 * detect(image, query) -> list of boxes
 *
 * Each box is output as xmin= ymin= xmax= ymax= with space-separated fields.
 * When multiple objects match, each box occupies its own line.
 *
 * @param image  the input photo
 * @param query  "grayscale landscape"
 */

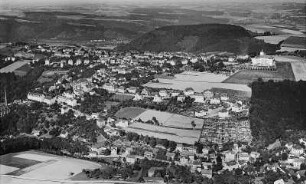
xmin=0 ymin=0 xmax=305 ymax=184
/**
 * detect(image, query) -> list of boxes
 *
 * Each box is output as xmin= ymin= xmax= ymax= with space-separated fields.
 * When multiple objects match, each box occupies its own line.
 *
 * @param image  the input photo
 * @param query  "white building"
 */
xmin=57 ymin=96 xmax=77 ymax=107
xmin=195 ymin=110 xmax=207 ymax=117
xmin=210 ymin=98 xmax=221 ymax=105
xmin=153 ymin=95 xmax=163 ymax=103
xmin=184 ymin=88 xmax=195 ymax=96
xmin=102 ymin=83 xmax=116 ymax=93
xmin=133 ymin=93 xmax=143 ymax=101
xmin=251 ymin=51 xmax=275 ymax=67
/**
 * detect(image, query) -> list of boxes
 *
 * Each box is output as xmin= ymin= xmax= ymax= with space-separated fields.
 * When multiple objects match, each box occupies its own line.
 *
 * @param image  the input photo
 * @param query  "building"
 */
xmin=251 ymin=51 xmax=275 ymax=67
xmin=290 ymin=145 xmax=304 ymax=156
xmin=153 ymin=95 xmax=163 ymax=103
xmin=102 ymin=83 xmax=116 ymax=93
xmin=57 ymin=96 xmax=77 ymax=107
xmin=203 ymin=90 xmax=214 ymax=100
xmin=210 ymin=98 xmax=221 ymax=105
xmin=184 ymin=88 xmax=195 ymax=96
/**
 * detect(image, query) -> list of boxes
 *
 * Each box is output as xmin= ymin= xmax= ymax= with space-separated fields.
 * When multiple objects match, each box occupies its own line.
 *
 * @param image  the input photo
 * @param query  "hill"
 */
xmin=249 ymin=80 xmax=306 ymax=146
xmin=117 ymin=24 xmax=279 ymax=54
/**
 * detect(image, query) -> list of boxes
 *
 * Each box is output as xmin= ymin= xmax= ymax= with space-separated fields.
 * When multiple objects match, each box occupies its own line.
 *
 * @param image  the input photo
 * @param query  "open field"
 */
xmin=0 ymin=150 xmax=101 ymax=181
xmin=255 ymin=35 xmax=290 ymax=44
xmin=0 ymin=60 xmax=32 ymax=73
xmin=274 ymin=56 xmax=306 ymax=81
xmin=223 ymin=62 xmax=295 ymax=84
xmin=0 ymin=165 xmax=19 ymax=174
xmin=282 ymin=36 xmax=306 ymax=49
xmin=125 ymin=123 xmax=201 ymax=145
xmin=115 ymin=107 xmax=146 ymax=119
xmin=133 ymin=109 xmax=204 ymax=129
xmin=144 ymin=71 xmax=251 ymax=93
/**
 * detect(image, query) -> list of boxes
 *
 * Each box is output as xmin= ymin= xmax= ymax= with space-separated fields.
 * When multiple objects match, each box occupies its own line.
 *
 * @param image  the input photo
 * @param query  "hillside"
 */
xmin=117 ymin=24 xmax=278 ymax=54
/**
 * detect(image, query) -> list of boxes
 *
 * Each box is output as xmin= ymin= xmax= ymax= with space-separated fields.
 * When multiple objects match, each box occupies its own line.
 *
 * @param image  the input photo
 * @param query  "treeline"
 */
xmin=0 ymin=67 xmax=44 ymax=102
xmin=0 ymin=136 xmax=89 ymax=155
xmin=249 ymin=79 xmax=306 ymax=145
xmin=124 ymin=131 xmax=177 ymax=152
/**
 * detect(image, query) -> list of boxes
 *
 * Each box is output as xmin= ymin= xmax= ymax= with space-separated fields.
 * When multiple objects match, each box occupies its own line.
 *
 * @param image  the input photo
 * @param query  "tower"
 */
xmin=4 ymin=88 xmax=7 ymax=106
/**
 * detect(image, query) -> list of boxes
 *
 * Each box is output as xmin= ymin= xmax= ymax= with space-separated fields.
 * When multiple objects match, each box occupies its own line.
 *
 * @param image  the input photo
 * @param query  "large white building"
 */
xmin=57 ymin=95 xmax=78 ymax=107
xmin=251 ymin=51 xmax=275 ymax=67
xmin=27 ymin=92 xmax=55 ymax=105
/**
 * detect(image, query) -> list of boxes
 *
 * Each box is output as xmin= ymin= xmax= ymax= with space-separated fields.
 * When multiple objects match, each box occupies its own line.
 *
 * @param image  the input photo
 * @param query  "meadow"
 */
xmin=0 ymin=151 xmax=101 ymax=181
xmin=143 ymin=71 xmax=251 ymax=93
xmin=115 ymin=107 xmax=146 ymax=119
xmin=274 ymin=55 xmax=306 ymax=81
xmin=125 ymin=123 xmax=201 ymax=145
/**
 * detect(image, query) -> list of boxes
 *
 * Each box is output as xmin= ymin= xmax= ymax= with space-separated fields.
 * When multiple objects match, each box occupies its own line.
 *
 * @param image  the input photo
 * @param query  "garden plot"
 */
xmin=274 ymin=56 xmax=306 ymax=81
xmin=14 ymin=153 xmax=55 ymax=162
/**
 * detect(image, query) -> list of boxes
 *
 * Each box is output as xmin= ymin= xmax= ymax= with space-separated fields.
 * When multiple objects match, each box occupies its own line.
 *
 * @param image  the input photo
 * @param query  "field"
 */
xmin=274 ymin=56 xmax=306 ymax=81
xmin=0 ymin=150 xmax=101 ymax=182
xmin=125 ymin=123 xmax=201 ymax=145
xmin=133 ymin=109 xmax=204 ymax=129
xmin=143 ymin=71 xmax=251 ymax=93
xmin=282 ymin=36 xmax=306 ymax=49
xmin=223 ymin=62 xmax=295 ymax=84
xmin=115 ymin=107 xmax=146 ymax=119
xmin=255 ymin=35 xmax=290 ymax=44
xmin=0 ymin=60 xmax=32 ymax=73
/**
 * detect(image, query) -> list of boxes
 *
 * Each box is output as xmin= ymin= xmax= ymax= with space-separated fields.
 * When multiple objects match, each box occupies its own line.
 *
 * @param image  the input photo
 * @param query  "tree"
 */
xmin=150 ymin=138 xmax=157 ymax=147
xmin=191 ymin=121 xmax=196 ymax=130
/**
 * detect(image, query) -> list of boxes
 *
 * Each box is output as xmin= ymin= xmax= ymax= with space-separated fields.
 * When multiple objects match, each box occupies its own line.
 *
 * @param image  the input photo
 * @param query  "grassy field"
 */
xmin=0 ymin=153 xmax=41 ymax=170
xmin=0 ymin=60 xmax=32 ymax=73
xmin=255 ymin=35 xmax=290 ymax=44
xmin=125 ymin=123 xmax=201 ymax=145
xmin=223 ymin=62 xmax=295 ymax=84
xmin=115 ymin=107 xmax=146 ymax=119
xmin=0 ymin=150 xmax=101 ymax=181
xmin=144 ymin=71 xmax=251 ymax=93
xmin=134 ymin=109 xmax=204 ymax=129
xmin=274 ymin=55 xmax=306 ymax=81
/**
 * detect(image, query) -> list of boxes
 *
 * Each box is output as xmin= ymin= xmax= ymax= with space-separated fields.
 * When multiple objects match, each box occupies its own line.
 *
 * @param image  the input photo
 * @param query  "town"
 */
xmin=0 ymin=40 xmax=305 ymax=184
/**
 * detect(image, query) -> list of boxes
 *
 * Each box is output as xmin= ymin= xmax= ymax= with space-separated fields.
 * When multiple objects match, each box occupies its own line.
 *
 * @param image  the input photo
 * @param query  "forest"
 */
xmin=249 ymin=79 xmax=306 ymax=146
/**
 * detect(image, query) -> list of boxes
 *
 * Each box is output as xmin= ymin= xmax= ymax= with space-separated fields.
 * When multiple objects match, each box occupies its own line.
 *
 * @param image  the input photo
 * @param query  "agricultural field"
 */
xmin=0 ymin=151 xmax=101 ymax=181
xmin=281 ymin=36 xmax=306 ymax=49
xmin=133 ymin=109 xmax=204 ymax=130
xmin=274 ymin=56 xmax=306 ymax=81
xmin=144 ymin=71 xmax=251 ymax=93
xmin=255 ymin=35 xmax=290 ymax=44
xmin=223 ymin=62 xmax=295 ymax=84
xmin=125 ymin=123 xmax=201 ymax=145
xmin=115 ymin=107 xmax=146 ymax=119
xmin=0 ymin=60 xmax=32 ymax=73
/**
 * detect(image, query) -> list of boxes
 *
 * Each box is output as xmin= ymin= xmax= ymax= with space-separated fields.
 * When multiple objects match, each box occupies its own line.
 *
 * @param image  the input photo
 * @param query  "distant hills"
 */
xmin=117 ymin=24 xmax=279 ymax=54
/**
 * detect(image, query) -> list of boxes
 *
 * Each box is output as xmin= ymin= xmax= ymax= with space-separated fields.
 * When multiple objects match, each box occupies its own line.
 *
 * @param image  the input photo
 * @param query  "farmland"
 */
xmin=134 ymin=109 xmax=204 ymax=129
xmin=0 ymin=151 xmax=101 ymax=181
xmin=255 ymin=35 xmax=290 ymax=44
xmin=274 ymin=55 xmax=306 ymax=81
xmin=0 ymin=60 xmax=32 ymax=73
xmin=223 ymin=62 xmax=295 ymax=84
xmin=143 ymin=71 xmax=251 ymax=94
xmin=125 ymin=123 xmax=201 ymax=145
xmin=115 ymin=107 xmax=146 ymax=119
